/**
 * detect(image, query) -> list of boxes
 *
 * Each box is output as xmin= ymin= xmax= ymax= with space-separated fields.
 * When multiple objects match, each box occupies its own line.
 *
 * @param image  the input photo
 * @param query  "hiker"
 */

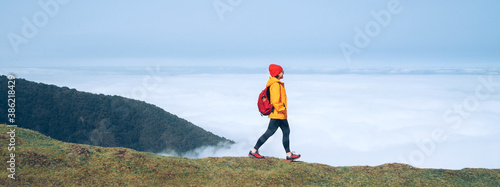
xmin=249 ymin=64 xmax=301 ymax=162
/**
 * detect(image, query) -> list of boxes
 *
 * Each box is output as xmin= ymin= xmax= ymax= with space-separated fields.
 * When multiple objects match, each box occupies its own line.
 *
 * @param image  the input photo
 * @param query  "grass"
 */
xmin=1 ymin=124 xmax=499 ymax=186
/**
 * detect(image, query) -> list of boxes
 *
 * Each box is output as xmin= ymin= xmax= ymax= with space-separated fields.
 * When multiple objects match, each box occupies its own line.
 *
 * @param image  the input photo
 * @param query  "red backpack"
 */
xmin=257 ymin=86 xmax=274 ymax=116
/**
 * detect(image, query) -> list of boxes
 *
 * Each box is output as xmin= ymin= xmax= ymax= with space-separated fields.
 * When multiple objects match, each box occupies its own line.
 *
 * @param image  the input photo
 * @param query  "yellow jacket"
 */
xmin=266 ymin=77 xmax=287 ymax=119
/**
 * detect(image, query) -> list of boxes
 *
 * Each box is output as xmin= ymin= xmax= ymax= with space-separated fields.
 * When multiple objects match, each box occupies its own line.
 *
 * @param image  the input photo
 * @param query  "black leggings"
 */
xmin=254 ymin=119 xmax=291 ymax=153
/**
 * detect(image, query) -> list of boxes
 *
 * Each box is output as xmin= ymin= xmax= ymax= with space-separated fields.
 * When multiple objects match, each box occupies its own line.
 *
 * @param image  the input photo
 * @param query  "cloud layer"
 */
xmin=4 ymin=68 xmax=500 ymax=169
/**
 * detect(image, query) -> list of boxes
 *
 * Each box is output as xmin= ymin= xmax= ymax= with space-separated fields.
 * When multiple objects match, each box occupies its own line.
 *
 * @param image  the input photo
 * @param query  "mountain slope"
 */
xmin=1 ymin=125 xmax=499 ymax=186
xmin=0 ymin=75 xmax=233 ymax=154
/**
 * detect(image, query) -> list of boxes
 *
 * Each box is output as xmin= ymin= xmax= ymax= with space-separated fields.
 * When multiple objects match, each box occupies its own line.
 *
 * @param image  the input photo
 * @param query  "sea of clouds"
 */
xmin=4 ymin=66 xmax=500 ymax=169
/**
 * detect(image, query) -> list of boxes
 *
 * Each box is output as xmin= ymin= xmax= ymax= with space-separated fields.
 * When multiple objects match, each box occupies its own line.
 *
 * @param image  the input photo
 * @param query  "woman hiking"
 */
xmin=249 ymin=64 xmax=301 ymax=162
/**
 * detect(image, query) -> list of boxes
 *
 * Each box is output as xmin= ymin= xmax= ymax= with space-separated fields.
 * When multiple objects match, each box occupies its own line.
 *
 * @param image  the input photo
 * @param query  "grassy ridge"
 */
xmin=1 ymin=125 xmax=499 ymax=186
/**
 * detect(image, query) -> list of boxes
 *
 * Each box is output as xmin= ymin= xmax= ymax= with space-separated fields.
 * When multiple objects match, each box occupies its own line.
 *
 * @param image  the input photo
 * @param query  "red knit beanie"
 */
xmin=269 ymin=64 xmax=283 ymax=77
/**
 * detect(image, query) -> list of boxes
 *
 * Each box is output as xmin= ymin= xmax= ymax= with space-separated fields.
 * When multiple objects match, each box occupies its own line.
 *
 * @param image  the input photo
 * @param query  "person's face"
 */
xmin=277 ymin=71 xmax=284 ymax=79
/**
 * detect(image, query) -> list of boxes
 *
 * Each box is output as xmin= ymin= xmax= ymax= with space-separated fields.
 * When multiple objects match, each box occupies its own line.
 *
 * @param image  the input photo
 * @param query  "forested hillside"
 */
xmin=0 ymin=75 xmax=233 ymax=154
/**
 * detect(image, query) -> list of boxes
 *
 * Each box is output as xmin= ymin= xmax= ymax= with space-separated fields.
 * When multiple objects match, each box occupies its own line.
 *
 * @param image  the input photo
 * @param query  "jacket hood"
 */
xmin=266 ymin=76 xmax=282 ymax=87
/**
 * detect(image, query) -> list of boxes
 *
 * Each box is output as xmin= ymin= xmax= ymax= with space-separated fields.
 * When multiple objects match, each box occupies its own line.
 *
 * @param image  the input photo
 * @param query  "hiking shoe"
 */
xmin=248 ymin=150 xmax=265 ymax=159
xmin=286 ymin=152 xmax=301 ymax=162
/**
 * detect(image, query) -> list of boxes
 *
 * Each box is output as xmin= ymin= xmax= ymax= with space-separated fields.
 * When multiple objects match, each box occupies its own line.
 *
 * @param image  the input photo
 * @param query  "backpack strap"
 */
xmin=266 ymin=86 xmax=271 ymax=104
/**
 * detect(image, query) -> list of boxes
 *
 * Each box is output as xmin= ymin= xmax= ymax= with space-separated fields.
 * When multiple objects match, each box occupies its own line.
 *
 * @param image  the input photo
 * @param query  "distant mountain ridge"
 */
xmin=0 ymin=75 xmax=233 ymax=154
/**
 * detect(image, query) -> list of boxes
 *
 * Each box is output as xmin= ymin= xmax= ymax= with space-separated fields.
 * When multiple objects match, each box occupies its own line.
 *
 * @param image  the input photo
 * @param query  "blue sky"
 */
xmin=1 ymin=0 xmax=499 ymax=68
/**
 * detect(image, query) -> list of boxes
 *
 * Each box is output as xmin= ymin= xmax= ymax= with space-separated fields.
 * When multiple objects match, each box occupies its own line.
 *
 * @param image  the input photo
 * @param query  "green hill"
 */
xmin=0 ymin=75 xmax=233 ymax=154
xmin=1 ymin=125 xmax=499 ymax=186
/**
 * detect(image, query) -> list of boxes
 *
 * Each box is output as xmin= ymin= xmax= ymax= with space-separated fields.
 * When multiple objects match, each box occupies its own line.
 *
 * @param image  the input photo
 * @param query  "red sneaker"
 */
xmin=248 ymin=150 xmax=265 ymax=159
xmin=286 ymin=152 xmax=301 ymax=162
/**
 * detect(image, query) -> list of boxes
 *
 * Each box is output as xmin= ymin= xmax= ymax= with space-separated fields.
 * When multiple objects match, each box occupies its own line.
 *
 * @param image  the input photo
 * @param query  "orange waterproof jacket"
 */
xmin=266 ymin=76 xmax=287 ymax=119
